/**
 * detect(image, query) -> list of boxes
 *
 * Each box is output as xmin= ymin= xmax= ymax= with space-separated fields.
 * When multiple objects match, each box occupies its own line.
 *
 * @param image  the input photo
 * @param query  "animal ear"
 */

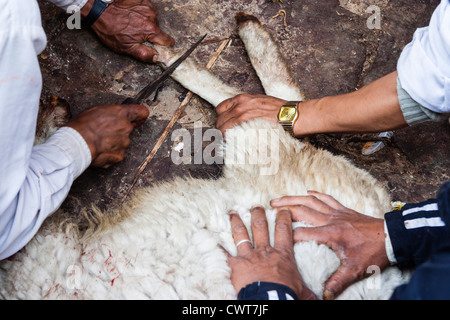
xmin=236 ymin=13 xmax=306 ymax=102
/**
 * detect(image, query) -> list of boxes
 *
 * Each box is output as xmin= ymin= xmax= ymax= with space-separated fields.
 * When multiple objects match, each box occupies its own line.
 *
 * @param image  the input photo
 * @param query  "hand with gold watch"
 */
xmin=215 ymin=95 xmax=305 ymax=137
xmin=216 ymin=94 xmax=296 ymax=136
xmin=278 ymin=101 xmax=300 ymax=136
xmin=216 ymin=70 xmax=407 ymax=138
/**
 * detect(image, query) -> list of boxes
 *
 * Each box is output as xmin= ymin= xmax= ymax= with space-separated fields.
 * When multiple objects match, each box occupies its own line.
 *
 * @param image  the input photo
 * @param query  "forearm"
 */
xmin=79 ymin=0 xmax=93 ymax=16
xmin=294 ymin=71 xmax=407 ymax=136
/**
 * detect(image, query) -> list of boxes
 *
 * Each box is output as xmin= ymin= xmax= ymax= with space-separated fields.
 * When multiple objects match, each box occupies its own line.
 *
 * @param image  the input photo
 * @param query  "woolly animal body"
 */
xmin=0 ymin=120 xmax=408 ymax=299
xmin=0 ymin=14 xmax=409 ymax=299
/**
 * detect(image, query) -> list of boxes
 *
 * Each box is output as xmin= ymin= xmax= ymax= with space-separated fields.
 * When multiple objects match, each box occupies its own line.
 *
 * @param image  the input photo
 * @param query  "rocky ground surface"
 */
xmin=36 ymin=0 xmax=449 ymax=217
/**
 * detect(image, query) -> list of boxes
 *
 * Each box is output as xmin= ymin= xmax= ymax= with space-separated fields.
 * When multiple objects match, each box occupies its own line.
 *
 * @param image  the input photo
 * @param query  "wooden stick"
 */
xmin=120 ymin=38 xmax=231 ymax=204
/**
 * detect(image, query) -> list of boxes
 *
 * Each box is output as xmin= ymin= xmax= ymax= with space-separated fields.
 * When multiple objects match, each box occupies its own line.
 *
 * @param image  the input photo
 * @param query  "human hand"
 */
xmin=223 ymin=206 xmax=317 ymax=300
xmin=67 ymin=104 xmax=149 ymax=168
xmin=271 ymin=191 xmax=390 ymax=300
xmin=216 ymin=94 xmax=286 ymax=135
xmin=81 ymin=0 xmax=175 ymax=62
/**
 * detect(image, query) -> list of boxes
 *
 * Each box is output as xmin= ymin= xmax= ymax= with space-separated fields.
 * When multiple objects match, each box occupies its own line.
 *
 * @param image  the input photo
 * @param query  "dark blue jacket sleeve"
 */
xmin=387 ymin=181 xmax=450 ymax=299
xmin=237 ymin=282 xmax=298 ymax=300
xmin=385 ymin=182 xmax=450 ymax=269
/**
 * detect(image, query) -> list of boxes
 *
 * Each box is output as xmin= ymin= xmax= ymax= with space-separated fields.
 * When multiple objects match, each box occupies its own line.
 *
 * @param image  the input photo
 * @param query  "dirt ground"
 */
xmin=36 ymin=0 xmax=449 ymax=216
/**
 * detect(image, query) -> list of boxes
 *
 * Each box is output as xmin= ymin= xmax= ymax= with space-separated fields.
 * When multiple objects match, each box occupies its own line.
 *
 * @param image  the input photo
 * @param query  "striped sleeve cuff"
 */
xmin=385 ymin=199 xmax=445 ymax=269
xmin=397 ymin=77 xmax=448 ymax=126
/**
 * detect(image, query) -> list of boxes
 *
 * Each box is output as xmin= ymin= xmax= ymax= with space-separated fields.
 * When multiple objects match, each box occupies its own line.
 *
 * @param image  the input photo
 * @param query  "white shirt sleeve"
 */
xmin=397 ymin=0 xmax=450 ymax=114
xmin=0 ymin=0 xmax=91 ymax=260
xmin=45 ymin=0 xmax=89 ymax=11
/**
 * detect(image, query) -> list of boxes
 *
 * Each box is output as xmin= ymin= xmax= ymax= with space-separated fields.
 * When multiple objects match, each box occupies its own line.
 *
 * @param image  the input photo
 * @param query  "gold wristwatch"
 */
xmin=278 ymin=101 xmax=300 ymax=136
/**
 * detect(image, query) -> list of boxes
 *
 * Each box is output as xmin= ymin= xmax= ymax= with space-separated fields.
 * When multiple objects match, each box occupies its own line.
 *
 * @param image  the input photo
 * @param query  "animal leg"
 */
xmin=236 ymin=12 xmax=306 ymax=101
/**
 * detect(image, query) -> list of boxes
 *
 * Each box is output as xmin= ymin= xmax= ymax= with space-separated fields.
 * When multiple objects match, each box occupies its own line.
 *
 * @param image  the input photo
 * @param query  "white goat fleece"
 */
xmin=0 ymin=14 xmax=409 ymax=300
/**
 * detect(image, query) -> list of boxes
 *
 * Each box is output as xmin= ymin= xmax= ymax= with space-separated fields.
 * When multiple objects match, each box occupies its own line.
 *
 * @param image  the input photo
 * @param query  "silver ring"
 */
xmin=236 ymin=239 xmax=252 ymax=247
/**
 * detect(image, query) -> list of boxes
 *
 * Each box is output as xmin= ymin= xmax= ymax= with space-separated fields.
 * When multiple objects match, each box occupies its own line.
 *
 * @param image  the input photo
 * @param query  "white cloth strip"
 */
xmin=404 ymin=217 xmax=445 ymax=230
xmin=402 ymin=203 xmax=439 ymax=216
xmin=267 ymin=290 xmax=279 ymax=300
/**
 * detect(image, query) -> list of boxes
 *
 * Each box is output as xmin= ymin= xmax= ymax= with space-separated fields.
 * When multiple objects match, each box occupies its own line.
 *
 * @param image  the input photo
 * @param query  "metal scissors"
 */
xmin=122 ymin=34 xmax=207 ymax=105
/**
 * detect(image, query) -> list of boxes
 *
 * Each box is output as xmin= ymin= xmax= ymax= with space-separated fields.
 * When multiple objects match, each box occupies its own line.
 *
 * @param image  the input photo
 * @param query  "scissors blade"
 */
xmin=122 ymin=34 xmax=207 ymax=105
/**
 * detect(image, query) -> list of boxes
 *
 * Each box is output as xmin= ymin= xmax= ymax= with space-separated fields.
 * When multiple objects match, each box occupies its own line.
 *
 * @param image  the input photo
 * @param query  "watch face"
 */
xmin=101 ymin=0 xmax=114 ymax=4
xmin=279 ymin=107 xmax=297 ymax=122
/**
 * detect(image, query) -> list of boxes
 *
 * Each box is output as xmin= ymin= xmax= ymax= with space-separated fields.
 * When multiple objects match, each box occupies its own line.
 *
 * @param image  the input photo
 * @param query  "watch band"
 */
xmin=282 ymin=101 xmax=299 ymax=108
xmin=281 ymin=122 xmax=295 ymax=136
xmin=83 ymin=0 xmax=110 ymax=28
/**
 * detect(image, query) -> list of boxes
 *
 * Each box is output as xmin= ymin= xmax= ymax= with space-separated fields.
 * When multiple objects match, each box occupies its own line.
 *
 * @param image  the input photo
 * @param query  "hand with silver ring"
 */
xmin=223 ymin=206 xmax=317 ymax=300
